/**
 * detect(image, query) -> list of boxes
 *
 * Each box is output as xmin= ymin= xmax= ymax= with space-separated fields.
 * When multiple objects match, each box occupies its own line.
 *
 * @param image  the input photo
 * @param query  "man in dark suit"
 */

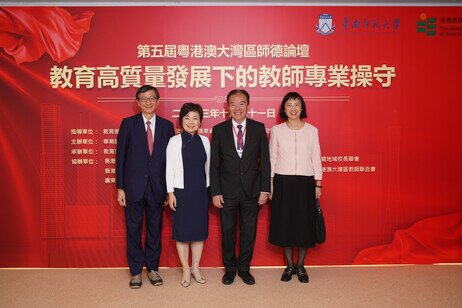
xmin=116 ymin=85 xmax=174 ymax=289
xmin=210 ymin=89 xmax=270 ymax=285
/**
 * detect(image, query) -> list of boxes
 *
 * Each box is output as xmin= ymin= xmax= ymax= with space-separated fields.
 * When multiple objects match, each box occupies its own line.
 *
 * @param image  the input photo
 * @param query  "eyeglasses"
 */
xmin=138 ymin=97 xmax=158 ymax=103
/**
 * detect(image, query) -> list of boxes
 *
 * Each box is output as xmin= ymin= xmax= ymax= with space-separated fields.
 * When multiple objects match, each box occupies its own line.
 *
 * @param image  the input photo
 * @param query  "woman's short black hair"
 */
xmin=179 ymin=102 xmax=204 ymax=127
xmin=279 ymin=92 xmax=307 ymax=120
xmin=135 ymin=85 xmax=160 ymax=100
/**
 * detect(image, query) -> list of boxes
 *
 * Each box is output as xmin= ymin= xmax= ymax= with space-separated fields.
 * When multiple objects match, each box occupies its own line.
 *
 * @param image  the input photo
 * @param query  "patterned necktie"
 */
xmin=237 ymin=124 xmax=243 ymax=151
xmin=146 ymin=120 xmax=153 ymax=155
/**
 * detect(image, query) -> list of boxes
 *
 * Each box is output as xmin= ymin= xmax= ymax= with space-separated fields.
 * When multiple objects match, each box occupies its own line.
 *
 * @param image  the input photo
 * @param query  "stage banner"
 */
xmin=0 ymin=6 xmax=461 ymax=267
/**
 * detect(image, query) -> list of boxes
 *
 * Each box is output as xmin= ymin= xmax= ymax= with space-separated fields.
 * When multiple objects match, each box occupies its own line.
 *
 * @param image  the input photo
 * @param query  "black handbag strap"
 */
xmin=316 ymin=199 xmax=321 ymax=211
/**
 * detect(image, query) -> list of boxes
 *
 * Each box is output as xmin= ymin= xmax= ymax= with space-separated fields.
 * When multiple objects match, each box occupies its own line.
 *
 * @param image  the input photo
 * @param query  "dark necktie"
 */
xmin=146 ymin=120 xmax=153 ymax=155
xmin=237 ymin=124 xmax=243 ymax=151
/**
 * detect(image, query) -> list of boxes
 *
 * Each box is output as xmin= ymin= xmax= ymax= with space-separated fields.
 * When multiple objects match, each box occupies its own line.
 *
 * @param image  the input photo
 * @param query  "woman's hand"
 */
xmin=168 ymin=192 xmax=177 ymax=211
xmin=315 ymin=187 xmax=322 ymax=199
xmin=315 ymin=180 xmax=322 ymax=199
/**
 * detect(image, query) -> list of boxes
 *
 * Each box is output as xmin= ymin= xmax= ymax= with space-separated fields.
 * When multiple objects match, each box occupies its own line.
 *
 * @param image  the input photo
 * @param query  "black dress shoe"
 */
xmin=280 ymin=266 xmax=296 ymax=282
xmin=295 ymin=266 xmax=309 ymax=283
xmin=238 ymin=271 xmax=255 ymax=285
xmin=222 ymin=271 xmax=236 ymax=285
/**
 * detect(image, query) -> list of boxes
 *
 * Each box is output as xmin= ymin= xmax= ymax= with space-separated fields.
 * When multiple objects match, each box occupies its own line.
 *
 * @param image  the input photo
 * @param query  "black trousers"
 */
xmin=124 ymin=180 xmax=164 ymax=276
xmin=220 ymin=185 xmax=259 ymax=272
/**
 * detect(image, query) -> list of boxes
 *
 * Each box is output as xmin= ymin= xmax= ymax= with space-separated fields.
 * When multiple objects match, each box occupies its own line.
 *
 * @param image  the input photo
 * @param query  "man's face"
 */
xmin=137 ymin=89 xmax=159 ymax=116
xmin=228 ymin=93 xmax=248 ymax=124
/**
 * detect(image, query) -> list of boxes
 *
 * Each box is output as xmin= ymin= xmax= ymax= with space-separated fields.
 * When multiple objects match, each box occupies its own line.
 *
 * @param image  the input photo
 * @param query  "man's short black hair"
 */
xmin=135 ymin=85 xmax=160 ymax=100
xmin=226 ymin=89 xmax=250 ymax=105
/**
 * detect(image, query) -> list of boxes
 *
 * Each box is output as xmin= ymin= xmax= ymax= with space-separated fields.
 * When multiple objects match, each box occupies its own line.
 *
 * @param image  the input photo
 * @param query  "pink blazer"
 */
xmin=269 ymin=122 xmax=322 ymax=180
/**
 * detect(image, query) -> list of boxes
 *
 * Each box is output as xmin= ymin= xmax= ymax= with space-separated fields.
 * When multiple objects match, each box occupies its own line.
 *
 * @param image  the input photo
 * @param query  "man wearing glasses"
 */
xmin=116 ymin=85 xmax=174 ymax=288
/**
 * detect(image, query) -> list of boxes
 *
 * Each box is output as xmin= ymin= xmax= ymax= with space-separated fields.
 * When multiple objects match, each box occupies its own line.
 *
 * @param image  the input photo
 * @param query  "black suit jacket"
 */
xmin=210 ymin=118 xmax=270 ymax=199
xmin=116 ymin=113 xmax=174 ymax=203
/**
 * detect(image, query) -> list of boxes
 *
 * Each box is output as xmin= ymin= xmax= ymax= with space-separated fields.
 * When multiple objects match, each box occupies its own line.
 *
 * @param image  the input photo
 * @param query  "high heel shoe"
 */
xmin=181 ymin=279 xmax=190 ymax=287
xmin=191 ymin=268 xmax=206 ymax=284
xmin=181 ymin=268 xmax=191 ymax=287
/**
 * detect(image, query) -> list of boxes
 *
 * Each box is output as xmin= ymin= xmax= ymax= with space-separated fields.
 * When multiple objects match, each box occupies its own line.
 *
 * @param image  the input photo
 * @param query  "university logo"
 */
xmin=417 ymin=14 xmax=436 ymax=36
xmin=316 ymin=14 xmax=335 ymax=35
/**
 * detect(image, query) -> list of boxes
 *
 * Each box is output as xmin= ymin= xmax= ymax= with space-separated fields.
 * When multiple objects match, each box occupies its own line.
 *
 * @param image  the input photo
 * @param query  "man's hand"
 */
xmin=258 ymin=192 xmax=268 ymax=205
xmin=163 ymin=195 xmax=169 ymax=207
xmin=269 ymin=178 xmax=274 ymax=200
xmin=117 ymin=189 xmax=126 ymax=206
xmin=212 ymin=195 xmax=224 ymax=208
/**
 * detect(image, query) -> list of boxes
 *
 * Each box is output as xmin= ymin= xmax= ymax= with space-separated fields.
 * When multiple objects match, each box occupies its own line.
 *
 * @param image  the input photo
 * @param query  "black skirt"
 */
xmin=269 ymin=174 xmax=316 ymax=248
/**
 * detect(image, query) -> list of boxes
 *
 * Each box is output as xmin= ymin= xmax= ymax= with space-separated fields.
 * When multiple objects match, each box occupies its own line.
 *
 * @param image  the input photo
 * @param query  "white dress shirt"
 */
xmin=232 ymin=118 xmax=247 ymax=158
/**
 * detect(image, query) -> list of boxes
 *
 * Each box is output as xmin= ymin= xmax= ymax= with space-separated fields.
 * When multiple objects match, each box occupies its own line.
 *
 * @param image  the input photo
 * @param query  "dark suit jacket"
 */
xmin=116 ymin=113 xmax=174 ymax=203
xmin=210 ymin=118 xmax=270 ymax=199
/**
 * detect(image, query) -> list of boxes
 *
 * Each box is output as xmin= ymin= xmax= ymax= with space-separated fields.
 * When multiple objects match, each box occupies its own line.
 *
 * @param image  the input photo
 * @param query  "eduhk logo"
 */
xmin=316 ymin=13 xmax=335 ymax=35
xmin=417 ymin=13 xmax=436 ymax=36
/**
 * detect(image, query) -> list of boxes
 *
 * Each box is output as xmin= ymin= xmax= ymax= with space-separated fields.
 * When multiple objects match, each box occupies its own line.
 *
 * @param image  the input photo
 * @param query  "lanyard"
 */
xmin=232 ymin=125 xmax=246 ymax=150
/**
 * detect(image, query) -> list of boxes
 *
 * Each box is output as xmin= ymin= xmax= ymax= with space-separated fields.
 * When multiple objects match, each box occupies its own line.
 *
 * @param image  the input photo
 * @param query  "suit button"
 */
xmin=145 ymin=175 xmax=148 ymax=178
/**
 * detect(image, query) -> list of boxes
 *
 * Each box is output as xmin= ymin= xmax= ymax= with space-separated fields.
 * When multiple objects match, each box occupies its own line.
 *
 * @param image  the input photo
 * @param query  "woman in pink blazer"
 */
xmin=269 ymin=92 xmax=323 ymax=283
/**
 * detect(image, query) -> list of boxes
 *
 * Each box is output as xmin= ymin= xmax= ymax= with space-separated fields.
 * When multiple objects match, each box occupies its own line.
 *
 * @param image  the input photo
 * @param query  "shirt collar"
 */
xmin=142 ymin=113 xmax=156 ymax=125
xmin=232 ymin=118 xmax=247 ymax=129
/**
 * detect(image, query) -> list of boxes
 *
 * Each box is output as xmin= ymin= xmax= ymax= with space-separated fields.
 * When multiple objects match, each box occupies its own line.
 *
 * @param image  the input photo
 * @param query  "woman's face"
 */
xmin=284 ymin=98 xmax=302 ymax=120
xmin=182 ymin=111 xmax=201 ymax=134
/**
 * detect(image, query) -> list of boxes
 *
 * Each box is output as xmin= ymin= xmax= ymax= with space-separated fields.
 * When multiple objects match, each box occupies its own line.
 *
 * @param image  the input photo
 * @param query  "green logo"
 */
xmin=417 ymin=15 xmax=436 ymax=36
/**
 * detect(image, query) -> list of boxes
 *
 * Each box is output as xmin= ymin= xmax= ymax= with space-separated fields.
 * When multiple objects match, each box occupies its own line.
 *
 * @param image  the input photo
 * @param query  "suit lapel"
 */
xmin=224 ymin=119 xmax=240 ymax=159
xmin=241 ymin=118 xmax=252 ymax=159
xmin=153 ymin=115 xmax=162 ymax=157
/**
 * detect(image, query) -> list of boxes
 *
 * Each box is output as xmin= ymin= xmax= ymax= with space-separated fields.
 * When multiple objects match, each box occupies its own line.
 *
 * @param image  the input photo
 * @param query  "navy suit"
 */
xmin=116 ymin=112 xmax=174 ymax=275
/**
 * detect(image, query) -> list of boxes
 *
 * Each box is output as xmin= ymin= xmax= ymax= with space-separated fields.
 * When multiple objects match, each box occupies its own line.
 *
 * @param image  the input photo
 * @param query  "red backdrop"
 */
xmin=0 ymin=6 xmax=461 ymax=267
